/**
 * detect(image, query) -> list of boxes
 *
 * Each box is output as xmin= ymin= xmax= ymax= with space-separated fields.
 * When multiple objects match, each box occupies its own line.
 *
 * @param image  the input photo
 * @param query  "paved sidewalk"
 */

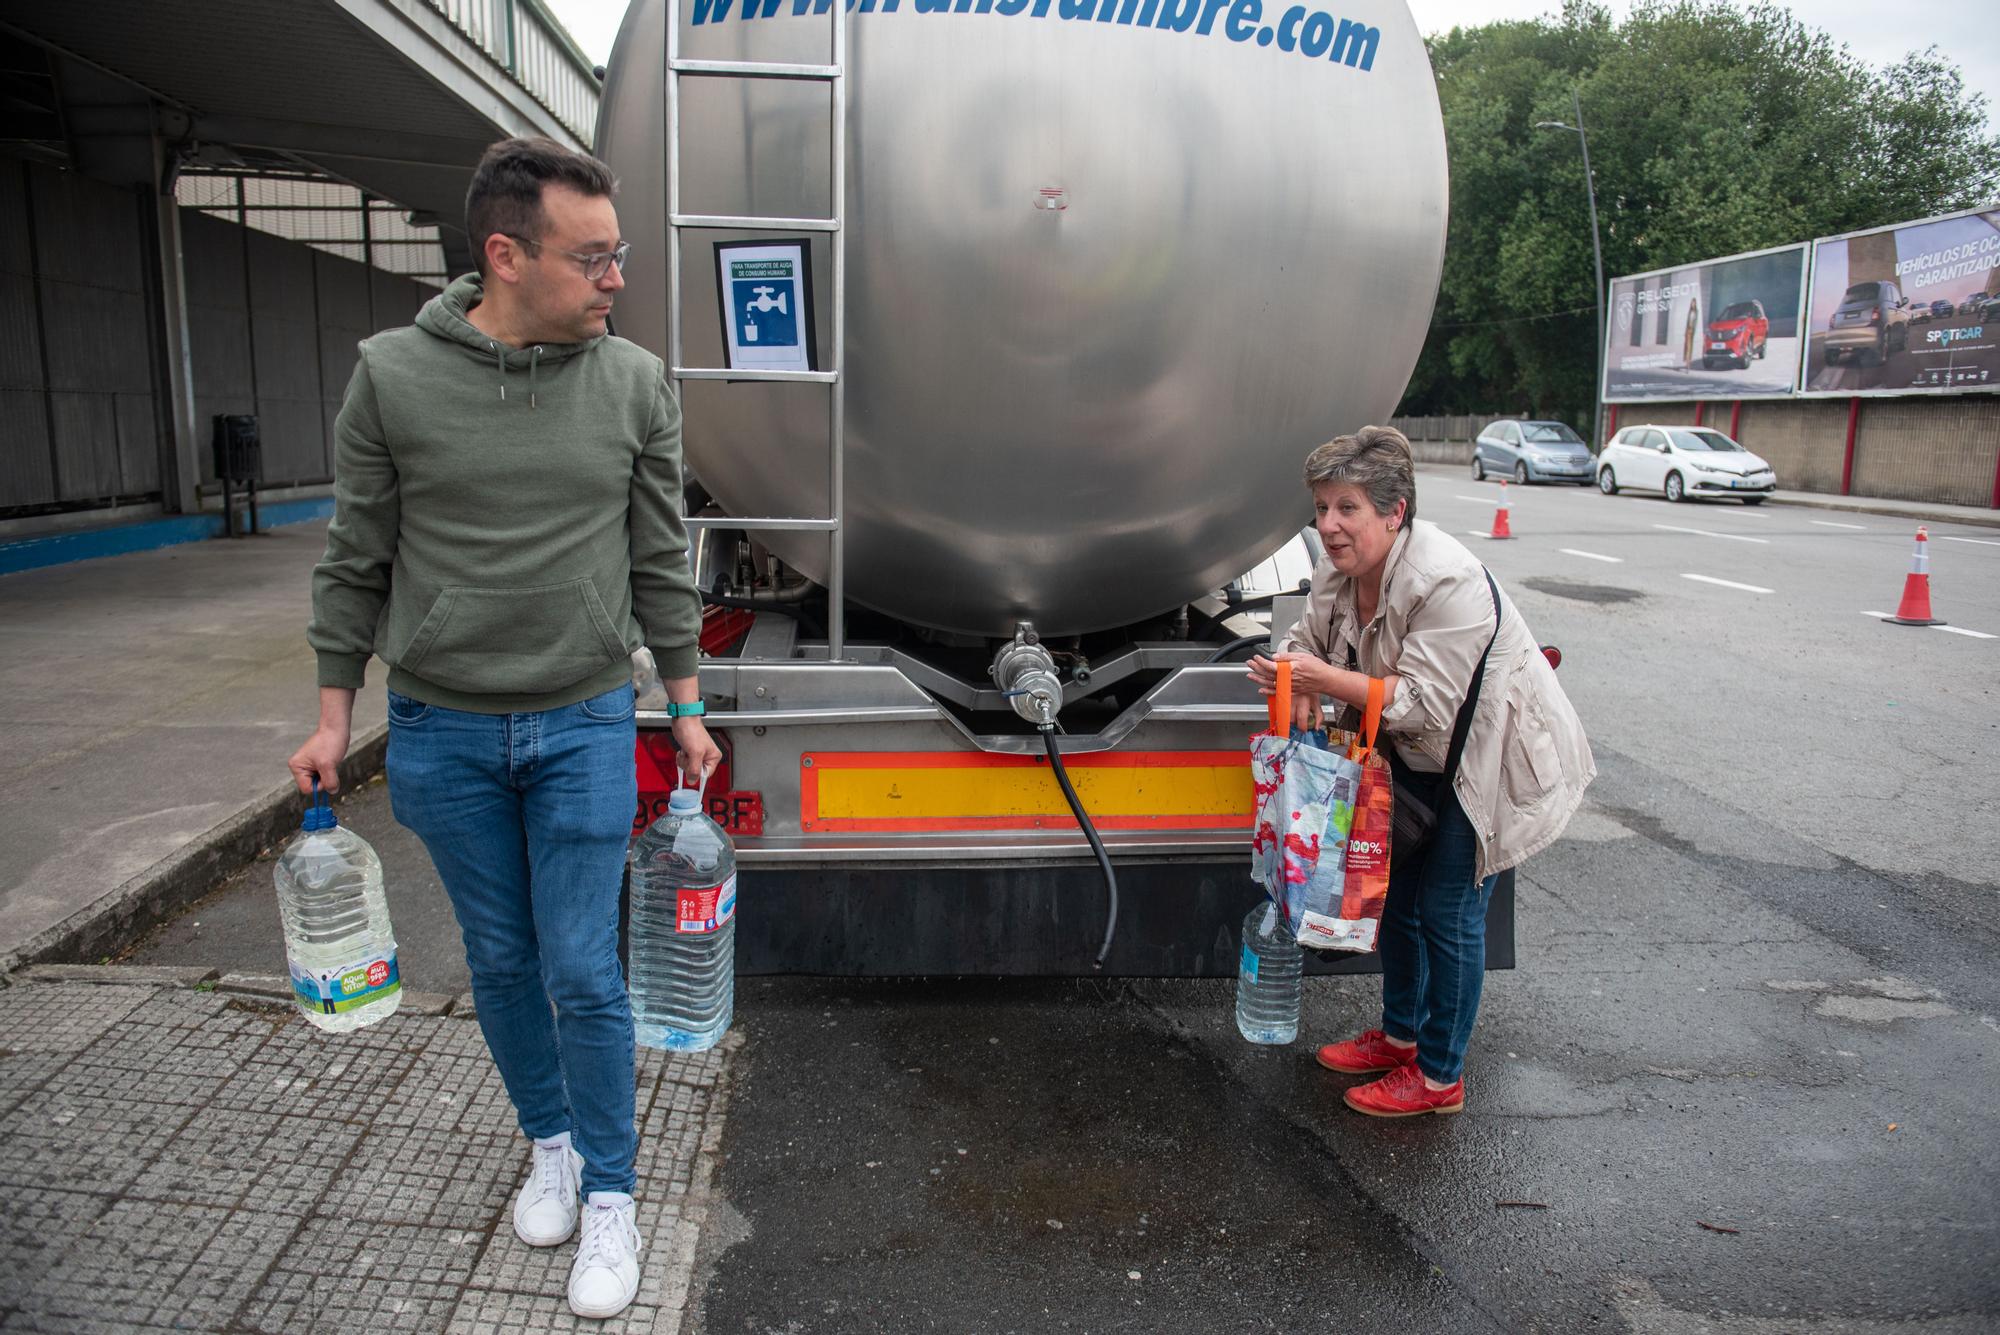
xmin=0 ymin=972 xmax=733 ymax=1334
xmin=0 ymin=523 xmax=385 ymax=973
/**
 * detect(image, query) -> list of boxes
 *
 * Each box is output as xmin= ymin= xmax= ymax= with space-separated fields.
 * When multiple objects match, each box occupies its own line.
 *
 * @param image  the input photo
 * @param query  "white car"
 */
xmin=1596 ymin=424 xmax=1777 ymax=505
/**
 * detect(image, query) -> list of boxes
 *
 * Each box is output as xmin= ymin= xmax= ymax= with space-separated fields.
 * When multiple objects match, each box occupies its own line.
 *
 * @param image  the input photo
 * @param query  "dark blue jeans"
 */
xmin=385 ymin=684 xmax=639 ymax=1195
xmin=1378 ymin=759 xmax=1498 ymax=1084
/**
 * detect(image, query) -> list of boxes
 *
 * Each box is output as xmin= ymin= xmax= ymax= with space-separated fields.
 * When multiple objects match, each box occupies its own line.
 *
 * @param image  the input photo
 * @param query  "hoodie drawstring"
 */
xmin=489 ymin=340 xmax=545 ymax=408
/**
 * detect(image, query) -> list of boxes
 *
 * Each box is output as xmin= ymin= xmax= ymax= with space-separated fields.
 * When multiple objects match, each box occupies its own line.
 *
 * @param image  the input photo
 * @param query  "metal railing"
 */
xmin=426 ymin=0 xmax=601 ymax=144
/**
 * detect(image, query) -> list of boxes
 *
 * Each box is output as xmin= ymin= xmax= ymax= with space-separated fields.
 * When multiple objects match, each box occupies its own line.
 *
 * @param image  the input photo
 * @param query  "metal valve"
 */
xmin=991 ymin=624 xmax=1063 ymax=728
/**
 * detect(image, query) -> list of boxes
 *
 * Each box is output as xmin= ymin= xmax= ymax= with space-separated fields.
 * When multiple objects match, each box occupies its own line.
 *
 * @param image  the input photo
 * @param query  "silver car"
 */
xmin=1472 ymin=419 xmax=1595 ymax=485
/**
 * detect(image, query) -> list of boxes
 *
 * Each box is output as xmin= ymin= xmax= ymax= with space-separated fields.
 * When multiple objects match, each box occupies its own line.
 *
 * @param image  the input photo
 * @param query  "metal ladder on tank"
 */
xmin=665 ymin=0 xmax=848 ymax=658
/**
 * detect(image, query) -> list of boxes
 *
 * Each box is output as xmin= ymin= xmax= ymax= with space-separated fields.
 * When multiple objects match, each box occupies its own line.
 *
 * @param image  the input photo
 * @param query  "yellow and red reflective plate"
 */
xmin=799 ymin=750 xmax=1253 ymax=833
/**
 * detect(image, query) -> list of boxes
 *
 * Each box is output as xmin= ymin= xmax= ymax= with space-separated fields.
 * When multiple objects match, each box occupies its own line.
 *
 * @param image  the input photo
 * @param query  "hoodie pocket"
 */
xmin=398 ymin=578 xmax=629 ymax=696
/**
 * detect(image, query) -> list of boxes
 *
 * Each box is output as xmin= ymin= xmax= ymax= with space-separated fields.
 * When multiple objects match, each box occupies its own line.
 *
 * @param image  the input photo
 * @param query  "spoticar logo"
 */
xmin=1928 ymin=325 xmax=1985 ymax=346
xmin=690 ymin=0 xmax=1382 ymax=71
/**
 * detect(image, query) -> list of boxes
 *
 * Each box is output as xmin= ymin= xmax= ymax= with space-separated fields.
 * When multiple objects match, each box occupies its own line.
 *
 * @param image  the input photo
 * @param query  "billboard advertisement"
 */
xmin=1800 ymin=206 xmax=2000 ymax=396
xmin=1603 ymin=244 xmax=1808 ymax=402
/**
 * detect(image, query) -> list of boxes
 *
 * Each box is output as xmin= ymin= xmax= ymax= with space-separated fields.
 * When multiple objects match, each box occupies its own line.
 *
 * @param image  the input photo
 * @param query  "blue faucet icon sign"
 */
xmin=736 ymin=281 xmax=797 ymax=347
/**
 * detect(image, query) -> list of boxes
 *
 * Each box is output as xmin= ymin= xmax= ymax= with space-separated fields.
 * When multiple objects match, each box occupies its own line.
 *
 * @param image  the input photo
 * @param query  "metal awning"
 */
xmin=0 ymin=0 xmax=600 ymax=269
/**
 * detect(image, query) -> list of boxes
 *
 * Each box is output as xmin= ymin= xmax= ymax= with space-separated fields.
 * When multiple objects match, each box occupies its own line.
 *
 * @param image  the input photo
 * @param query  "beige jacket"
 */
xmin=1279 ymin=519 xmax=1596 ymax=880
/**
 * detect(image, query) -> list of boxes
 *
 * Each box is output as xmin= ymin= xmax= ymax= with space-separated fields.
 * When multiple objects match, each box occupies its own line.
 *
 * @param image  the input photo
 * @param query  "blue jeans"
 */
xmin=1377 ymin=759 xmax=1498 ymax=1084
xmin=385 ymin=684 xmax=639 ymax=1195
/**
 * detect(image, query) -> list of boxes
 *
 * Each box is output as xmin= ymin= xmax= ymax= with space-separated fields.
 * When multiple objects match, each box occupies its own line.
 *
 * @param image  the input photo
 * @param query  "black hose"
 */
xmin=1203 ymin=633 xmax=1269 ymax=664
xmin=699 ymin=592 xmax=827 ymax=640
xmin=1042 ymin=726 xmax=1119 ymax=970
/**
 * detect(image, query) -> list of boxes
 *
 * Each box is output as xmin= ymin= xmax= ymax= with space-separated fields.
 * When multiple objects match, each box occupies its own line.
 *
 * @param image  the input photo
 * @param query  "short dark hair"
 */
xmin=1303 ymin=425 xmax=1418 ymax=524
xmin=465 ymin=137 xmax=618 ymax=277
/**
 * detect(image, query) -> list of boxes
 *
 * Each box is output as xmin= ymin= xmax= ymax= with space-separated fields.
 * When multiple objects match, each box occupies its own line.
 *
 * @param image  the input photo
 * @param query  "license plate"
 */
xmin=634 ymin=789 xmax=765 ymax=836
xmin=1710 ymin=342 xmax=1730 ymax=351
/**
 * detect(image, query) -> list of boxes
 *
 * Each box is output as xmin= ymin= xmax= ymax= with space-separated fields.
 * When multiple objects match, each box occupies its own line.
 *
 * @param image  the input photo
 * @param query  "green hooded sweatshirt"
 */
xmin=308 ymin=274 xmax=700 ymax=713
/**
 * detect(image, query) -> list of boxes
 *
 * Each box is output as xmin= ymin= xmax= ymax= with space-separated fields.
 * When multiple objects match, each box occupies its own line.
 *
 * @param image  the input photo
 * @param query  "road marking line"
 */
xmin=1655 ymin=523 xmax=1769 ymax=544
xmin=1682 ymin=573 xmax=1772 ymax=593
xmin=1465 ymin=530 xmax=1496 ymax=539
xmin=1560 ymin=548 xmax=1623 ymax=563
xmin=1455 ymin=494 xmax=1504 ymax=504
xmin=1938 ymin=535 xmax=2000 ymax=547
xmin=1810 ymin=519 xmax=1869 ymax=530
xmin=1860 ymin=611 xmax=1996 ymax=638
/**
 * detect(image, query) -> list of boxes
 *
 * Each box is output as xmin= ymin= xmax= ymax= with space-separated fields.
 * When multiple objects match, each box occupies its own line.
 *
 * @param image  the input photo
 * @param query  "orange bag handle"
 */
xmin=1349 ymin=676 xmax=1384 ymax=762
xmin=1267 ymin=659 xmax=1292 ymax=736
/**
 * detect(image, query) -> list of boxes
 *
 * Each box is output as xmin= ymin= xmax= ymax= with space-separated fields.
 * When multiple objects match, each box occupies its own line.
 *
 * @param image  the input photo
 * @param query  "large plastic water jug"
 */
xmin=274 ymin=784 xmax=400 ymax=1032
xmin=629 ymin=786 xmax=737 ymax=1052
xmin=1236 ymin=900 xmax=1302 ymax=1045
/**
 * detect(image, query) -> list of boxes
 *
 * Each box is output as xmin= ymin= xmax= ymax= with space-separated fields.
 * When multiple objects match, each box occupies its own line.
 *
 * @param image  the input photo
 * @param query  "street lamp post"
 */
xmin=1537 ymin=87 xmax=1606 ymax=450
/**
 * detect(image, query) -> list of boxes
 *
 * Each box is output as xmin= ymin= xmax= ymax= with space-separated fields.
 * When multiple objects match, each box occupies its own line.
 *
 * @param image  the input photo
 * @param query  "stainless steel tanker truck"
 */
xmin=595 ymin=0 xmax=1506 ymax=974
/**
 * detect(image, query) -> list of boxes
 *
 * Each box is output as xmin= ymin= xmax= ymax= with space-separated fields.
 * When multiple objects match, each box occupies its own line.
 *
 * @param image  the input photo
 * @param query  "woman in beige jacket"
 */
xmin=1248 ymin=426 xmax=1594 ymax=1117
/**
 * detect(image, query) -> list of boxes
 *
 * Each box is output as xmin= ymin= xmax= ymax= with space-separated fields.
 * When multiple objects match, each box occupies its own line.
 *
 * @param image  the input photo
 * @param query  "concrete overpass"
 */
xmin=0 ymin=0 xmax=601 ymax=530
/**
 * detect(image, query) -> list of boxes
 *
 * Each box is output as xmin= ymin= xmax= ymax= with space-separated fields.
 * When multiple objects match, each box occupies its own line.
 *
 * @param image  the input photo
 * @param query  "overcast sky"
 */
xmin=544 ymin=0 xmax=1998 ymax=119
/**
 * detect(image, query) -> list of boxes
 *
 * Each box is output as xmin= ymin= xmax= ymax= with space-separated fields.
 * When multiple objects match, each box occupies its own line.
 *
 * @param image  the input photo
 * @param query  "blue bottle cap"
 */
xmin=667 ymin=789 xmax=702 ymax=816
xmin=303 ymin=780 xmax=340 ymax=832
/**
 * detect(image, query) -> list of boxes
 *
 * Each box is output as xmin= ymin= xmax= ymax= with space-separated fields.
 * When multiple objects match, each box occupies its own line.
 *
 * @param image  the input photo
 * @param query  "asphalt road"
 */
xmin=127 ymin=469 xmax=2000 ymax=1331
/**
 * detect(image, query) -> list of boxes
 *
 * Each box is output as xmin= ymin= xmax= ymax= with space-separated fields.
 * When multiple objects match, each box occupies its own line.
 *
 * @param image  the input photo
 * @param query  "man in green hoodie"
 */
xmin=288 ymin=137 xmax=718 ymax=1321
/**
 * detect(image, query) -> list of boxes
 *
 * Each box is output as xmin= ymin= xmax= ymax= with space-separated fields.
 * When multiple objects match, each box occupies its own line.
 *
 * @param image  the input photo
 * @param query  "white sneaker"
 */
xmin=513 ymin=1134 xmax=584 ymax=1247
xmin=568 ymin=1192 xmax=642 ymax=1320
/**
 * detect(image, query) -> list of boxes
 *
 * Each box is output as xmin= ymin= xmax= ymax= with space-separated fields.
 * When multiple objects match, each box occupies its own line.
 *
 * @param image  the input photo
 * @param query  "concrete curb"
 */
xmin=1763 ymin=493 xmax=2000 ymax=530
xmin=13 ymin=963 xmax=219 ymax=987
xmin=5 ymin=963 xmax=463 ymax=1018
xmin=0 ymin=723 xmax=390 ymax=977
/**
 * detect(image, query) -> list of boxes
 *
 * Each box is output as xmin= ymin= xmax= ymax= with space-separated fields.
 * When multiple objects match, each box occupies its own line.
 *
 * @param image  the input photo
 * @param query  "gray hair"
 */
xmin=1302 ymin=425 xmax=1417 ymax=524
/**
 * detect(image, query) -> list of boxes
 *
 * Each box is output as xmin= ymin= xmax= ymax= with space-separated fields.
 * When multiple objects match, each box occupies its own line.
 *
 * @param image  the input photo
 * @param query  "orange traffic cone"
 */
xmin=1488 ymin=482 xmax=1514 ymax=540
xmin=1884 ymin=526 xmax=1945 ymax=626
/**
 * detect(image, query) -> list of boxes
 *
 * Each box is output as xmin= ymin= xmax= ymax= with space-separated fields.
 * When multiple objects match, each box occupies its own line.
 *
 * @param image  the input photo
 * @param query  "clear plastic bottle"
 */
xmin=274 ymin=789 xmax=400 ymax=1033
xmin=1236 ymin=899 xmax=1302 ymax=1045
xmin=629 ymin=788 xmax=737 ymax=1052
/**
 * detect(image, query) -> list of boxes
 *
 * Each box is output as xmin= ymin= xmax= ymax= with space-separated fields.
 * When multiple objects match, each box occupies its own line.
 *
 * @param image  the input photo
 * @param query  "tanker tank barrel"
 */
xmin=596 ymin=0 xmax=1445 ymax=640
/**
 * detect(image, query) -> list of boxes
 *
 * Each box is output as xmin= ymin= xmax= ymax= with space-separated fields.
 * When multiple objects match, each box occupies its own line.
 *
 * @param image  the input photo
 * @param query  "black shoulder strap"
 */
xmin=1442 ymin=569 xmax=1503 ymax=783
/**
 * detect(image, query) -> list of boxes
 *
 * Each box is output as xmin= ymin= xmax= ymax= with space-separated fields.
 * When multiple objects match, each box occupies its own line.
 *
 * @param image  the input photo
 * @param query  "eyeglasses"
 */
xmin=504 ymin=234 xmax=630 ymax=282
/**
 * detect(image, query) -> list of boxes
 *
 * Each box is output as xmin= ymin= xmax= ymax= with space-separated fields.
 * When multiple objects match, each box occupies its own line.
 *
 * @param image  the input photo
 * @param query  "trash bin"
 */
xmin=211 ymin=414 xmax=262 ymax=537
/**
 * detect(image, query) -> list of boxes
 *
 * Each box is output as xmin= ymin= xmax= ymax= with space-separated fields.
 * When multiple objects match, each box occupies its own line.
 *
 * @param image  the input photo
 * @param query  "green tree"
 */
xmin=1400 ymin=1 xmax=2000 ymax=433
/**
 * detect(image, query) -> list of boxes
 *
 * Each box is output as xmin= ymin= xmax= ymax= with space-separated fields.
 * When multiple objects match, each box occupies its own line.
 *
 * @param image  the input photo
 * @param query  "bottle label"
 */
xmin=676 ymin=874 xmax=738 ymax=935
xmin=1240 ymin=942 xmax=1259 ymax=983
xmin=289 ymin=952 xmax=400 ymax=1015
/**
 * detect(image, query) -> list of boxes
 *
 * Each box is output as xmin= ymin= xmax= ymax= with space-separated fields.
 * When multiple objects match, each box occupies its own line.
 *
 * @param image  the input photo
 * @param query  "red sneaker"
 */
xmin=1314 ymin=1029 xmax=1419 ymax=1075
xmin=1343 ymin=1064 xmax=1464 ymax=1117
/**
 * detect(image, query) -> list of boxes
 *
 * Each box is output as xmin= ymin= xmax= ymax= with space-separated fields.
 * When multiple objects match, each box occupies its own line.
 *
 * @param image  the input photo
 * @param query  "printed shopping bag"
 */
xmin=1316 ymin=677 xmax=1393 ymax=953
xmin=1249 ymin=661 xmax=1363 ymax=949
